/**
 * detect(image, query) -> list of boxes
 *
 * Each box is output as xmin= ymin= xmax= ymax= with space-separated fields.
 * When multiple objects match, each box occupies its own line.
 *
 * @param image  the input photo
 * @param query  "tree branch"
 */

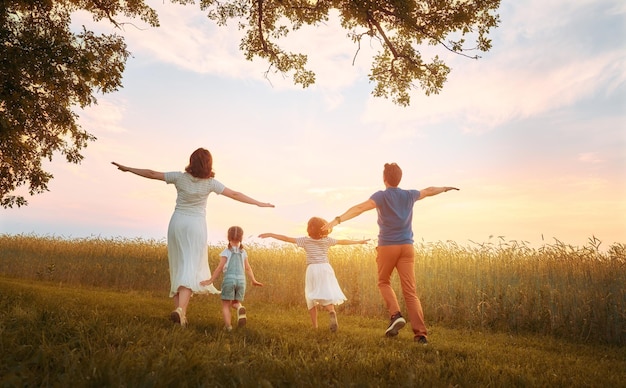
xmin=375 ymin=5 xmax=481 ymax=60
xmin=365 ymin=10 xmax=399 ymax=59
xmin=257 ymin=0 xmax=268 ymax=51
xmin=91 ymin=0 xmax=121 ymax=29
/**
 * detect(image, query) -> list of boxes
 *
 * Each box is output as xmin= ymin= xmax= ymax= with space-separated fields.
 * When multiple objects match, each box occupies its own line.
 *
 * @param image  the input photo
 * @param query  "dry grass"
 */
xmin=1 ymin=234 xmax=624 ymax=345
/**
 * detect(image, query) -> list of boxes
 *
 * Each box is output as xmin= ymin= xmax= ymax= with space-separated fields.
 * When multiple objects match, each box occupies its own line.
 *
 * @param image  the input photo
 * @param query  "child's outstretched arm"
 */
xmin=200 ymin=256 xmax=227 ymax=286
xmin=336 ymin=239 xmax=370 ymax=246
xmin=244 ymin=260 xmax=263 ymax=287
xmin=258 ymin=233 xmax=297 ymax=244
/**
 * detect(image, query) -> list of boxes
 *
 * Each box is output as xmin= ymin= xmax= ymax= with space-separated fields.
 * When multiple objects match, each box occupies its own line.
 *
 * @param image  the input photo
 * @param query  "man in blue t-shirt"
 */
xmin=323 ymin=163 xmax=459 ymax=344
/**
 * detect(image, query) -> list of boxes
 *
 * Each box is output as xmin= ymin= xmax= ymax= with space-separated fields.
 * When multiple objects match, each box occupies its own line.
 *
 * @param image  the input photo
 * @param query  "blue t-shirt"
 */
xmin=370 ymin=187 xmax=420 ymax=246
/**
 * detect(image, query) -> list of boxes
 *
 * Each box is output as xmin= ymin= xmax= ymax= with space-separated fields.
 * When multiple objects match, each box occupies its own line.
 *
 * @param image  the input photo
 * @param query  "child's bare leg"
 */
xmin=309 ymin=306 xmax=318 ymax=329
xmin=221 ymin=300 xmax=233 ymax=329
xmin=324 ymin=304 xmax=338 ymax=332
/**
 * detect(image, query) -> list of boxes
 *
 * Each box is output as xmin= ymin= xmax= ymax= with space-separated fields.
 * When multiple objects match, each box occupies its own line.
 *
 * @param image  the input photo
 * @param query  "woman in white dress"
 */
xmin=112 ymin=148 xmax=274 ymax=326
xmin=259 ymin=217 xmax=368 ymax=332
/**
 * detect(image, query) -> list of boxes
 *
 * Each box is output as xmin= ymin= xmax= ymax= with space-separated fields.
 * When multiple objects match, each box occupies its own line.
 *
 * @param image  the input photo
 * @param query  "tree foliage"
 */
xmin=0 ymin=0 xmax=158 ymax=208
xmin=190 ymin=0 xmax=501 ymax=105
xmin=1 ymin=0 xmax=500 ymax=208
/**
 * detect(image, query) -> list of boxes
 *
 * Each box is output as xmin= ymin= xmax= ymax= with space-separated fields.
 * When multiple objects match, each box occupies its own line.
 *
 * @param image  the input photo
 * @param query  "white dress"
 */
xmin=295 ymin=237 xmax=347 ymax=309
xmin=164 ymin=172 xmax=224 ymax=297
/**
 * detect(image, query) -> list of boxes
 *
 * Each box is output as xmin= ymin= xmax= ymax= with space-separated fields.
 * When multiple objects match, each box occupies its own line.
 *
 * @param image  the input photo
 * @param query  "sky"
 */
xmin=1 ymin=0 xmax=625 ymax=249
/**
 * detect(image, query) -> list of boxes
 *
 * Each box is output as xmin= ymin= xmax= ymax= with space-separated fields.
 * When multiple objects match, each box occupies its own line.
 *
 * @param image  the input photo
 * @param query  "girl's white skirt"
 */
xmin=305 ymin=263 xmax=347 ymax=309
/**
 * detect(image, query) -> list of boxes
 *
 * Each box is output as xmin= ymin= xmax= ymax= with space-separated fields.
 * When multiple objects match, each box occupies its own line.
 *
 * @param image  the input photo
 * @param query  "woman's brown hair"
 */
xmin=185 ymin=148 xmax=215 ymax=179
xmin=307 ymin=217 xmax=330 ymax=239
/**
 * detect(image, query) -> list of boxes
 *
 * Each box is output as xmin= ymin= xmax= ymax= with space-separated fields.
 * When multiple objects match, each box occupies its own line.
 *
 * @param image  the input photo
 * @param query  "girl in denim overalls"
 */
xmin=201 ymin=226 xmax=263 ymax=331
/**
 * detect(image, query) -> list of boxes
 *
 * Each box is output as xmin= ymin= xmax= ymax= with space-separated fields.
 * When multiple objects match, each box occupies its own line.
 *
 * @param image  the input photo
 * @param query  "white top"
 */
xmin=164 ymin=172 xmax=225 ymax=216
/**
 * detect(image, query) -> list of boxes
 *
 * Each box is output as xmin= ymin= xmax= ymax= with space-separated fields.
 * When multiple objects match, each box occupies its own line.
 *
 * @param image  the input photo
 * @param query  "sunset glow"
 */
xmin=1 ymin=0 xmax=624 ymax=249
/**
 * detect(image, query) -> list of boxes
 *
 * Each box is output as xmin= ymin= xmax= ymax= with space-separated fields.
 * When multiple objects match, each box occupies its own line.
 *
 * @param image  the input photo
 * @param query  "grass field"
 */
xmin=1 ymin=234 xmax=625 ymax=386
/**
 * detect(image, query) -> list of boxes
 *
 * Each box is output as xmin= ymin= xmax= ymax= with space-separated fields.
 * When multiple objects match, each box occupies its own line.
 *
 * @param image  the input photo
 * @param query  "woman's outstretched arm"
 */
xmin=111 ymin=162 xmax=165 ymax=181
xmin=221 ymin=187 xmax=274 ymax=207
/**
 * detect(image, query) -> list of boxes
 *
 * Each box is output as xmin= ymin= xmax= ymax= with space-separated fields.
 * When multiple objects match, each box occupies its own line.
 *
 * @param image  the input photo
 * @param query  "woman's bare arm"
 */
xmin=111 ymin=162 xmax=165 ymax=181
xmin=221 ymin=187 xmax=274 ymax=207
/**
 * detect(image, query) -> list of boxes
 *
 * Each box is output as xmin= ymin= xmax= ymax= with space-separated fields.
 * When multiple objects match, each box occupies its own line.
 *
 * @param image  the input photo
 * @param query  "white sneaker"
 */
xmin=237 ymin=306 xmax=247 ymax=327
xmin=170 ymin=307 xmax=187 ymax=327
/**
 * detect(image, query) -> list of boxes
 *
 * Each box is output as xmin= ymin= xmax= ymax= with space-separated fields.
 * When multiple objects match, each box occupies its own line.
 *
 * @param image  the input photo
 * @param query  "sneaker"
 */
xmin=329 ymin=311 xmax=338 ymax=332
xmin=385 ymin=313 xmax=406 ymax=337
xmin=415 ymin=336 xmax=428 ymax=344
xmin=170 ymin=307 xmax=187 ymax=327
xmin=225 ymin=325 xmax=233 ymax=332
xmin=237 ymin=305 xmax=247 ymax=327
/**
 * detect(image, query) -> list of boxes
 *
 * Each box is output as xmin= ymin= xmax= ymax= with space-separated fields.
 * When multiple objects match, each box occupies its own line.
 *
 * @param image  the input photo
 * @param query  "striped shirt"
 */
xmin=164 ymin=172 xmax=225 ymax=216
xmin=295 ymin=236 xmax=338 ymax=265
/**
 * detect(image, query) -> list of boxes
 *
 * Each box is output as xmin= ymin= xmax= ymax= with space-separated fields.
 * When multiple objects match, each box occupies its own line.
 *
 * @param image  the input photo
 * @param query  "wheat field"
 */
xmin=1 ymin=234 xmax=624 ymax=345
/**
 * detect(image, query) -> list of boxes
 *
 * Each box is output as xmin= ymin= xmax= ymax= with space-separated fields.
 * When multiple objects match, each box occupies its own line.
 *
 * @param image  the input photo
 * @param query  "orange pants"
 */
xmin=376 ymin=244 xmax=427 ymax=338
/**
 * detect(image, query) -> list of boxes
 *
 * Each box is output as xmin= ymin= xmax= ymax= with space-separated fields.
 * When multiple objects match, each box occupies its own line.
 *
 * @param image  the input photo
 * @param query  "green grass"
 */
xmin=1 ymin=277 xmax=625 ymax=387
